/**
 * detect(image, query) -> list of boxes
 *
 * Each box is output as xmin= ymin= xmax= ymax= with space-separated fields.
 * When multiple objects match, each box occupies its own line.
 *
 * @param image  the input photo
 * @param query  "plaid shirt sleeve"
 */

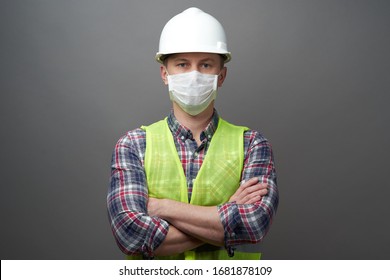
xmin=107 ymin=129 xmax=169 ymax=258
xmin=217 ymin=130 xmax=279 ymax=249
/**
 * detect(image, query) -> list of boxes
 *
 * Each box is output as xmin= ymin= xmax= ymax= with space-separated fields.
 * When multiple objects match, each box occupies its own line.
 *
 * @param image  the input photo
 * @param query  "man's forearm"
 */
xmin=149 ymin=199 xmax=225 ymax=246
xmin=154 ymin=224 xmax=204 ymax=256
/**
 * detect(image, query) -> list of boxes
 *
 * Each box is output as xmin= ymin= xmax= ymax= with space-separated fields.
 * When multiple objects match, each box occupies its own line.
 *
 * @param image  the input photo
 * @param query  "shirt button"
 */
xmin=181 ymin=136 xmax=185 ymax=140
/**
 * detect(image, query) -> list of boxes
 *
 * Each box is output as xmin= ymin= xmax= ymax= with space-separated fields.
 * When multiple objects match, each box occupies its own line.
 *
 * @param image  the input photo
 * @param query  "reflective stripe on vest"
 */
xmin=127 ymin=118 xmax=261 ymax=260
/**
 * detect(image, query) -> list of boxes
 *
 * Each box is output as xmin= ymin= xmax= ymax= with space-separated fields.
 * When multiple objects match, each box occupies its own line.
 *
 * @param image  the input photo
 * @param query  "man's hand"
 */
xmin=229 ymin=177 xmax=268 ymax=204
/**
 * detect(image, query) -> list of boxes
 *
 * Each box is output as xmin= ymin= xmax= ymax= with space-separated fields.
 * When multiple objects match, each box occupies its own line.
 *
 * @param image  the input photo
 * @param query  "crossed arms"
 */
xmin=148 ymin=177 xmax=268 ymax=256
xmin=107 ymin=129 xmax=279 ymax=258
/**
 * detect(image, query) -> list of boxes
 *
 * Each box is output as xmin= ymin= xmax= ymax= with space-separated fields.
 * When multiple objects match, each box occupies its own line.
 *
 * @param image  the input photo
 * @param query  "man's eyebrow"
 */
xmin=201 ymin=56 xmax=223 ymax=64
xmin=199 ymin=58 xmax=215 ymax=62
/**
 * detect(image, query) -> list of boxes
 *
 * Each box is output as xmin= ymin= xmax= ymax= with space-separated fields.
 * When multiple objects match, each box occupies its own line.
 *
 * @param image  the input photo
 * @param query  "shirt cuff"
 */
xmin=217 ymin=201 xmax=241 ymax=251
xmin=141 ymin=217 xmax=170 ymax=259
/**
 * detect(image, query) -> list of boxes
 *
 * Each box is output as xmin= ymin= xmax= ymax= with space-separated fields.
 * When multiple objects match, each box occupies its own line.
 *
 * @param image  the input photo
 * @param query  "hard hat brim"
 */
xmin=155 ymin=52 xmax=231 ymax=64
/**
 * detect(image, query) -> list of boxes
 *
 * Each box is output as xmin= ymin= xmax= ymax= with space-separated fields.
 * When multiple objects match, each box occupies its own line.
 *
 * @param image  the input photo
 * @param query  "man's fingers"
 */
xmin=245 ymin=196 xmax=260 ymax=204
xmin=241 ymin=183 xmax=268 ymax=195
xmin=230 ymin=178 xmax=269 ymax=204
xmin=240 ymin=177 xmax=259 ymax=188
xmin=232 ymin=182 xmax=269 ymax=204
xmin=257 ymin=183 xmax=269 ymax=190
xmin=244 ymin=188 xmax=268 ymax=204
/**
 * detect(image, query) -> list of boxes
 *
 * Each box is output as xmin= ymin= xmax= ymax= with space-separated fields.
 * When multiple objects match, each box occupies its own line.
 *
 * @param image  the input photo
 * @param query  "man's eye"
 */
xmin=177 ymin=63 xmax=187 ymax=67
xmin=202 ymin=64 xmax=211 ymax=68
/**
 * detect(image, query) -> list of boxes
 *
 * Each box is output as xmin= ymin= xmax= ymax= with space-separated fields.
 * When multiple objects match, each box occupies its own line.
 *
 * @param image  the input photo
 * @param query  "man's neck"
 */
xmin=173 ymin=103 xmax=215 ymax=145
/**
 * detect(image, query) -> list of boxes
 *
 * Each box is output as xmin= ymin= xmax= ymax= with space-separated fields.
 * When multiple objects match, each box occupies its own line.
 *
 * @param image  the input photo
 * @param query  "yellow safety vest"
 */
xmin=128 ymin=118 xmax=261 ymax=260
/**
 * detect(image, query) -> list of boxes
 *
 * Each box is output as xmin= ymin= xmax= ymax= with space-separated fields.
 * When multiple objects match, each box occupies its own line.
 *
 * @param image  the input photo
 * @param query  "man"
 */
xmin=107 ymin=7 xmax=278 ymax=260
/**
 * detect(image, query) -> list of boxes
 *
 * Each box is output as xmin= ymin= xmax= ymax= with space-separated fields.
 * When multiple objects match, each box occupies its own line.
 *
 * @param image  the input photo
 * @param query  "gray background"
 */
xmin=1 ymin=0 xmax=389 ymax=259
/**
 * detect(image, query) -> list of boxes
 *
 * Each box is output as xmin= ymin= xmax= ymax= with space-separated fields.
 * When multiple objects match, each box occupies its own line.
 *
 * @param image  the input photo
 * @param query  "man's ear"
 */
xmin=160 ymin=66 xmax=169 ymax=85
xmin=217 ymin=66 xmax=227 ymax=87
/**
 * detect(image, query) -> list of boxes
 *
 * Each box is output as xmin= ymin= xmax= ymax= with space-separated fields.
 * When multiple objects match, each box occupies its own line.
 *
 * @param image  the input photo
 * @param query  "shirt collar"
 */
xmin=167 ymin=110 xmax=220 ymax=142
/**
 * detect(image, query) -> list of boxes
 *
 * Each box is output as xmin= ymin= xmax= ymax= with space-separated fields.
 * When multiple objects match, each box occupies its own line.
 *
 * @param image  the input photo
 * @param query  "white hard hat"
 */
xmin=156 ymin=7 xmax=231 ymax=64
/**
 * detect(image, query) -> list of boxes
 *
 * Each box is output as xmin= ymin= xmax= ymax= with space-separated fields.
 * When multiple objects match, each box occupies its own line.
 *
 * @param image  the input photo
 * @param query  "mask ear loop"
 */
xmin=164 ymin=66 xmax=171 ymax=76
xmin=217 ymin=68 xmax=226 ymax=79
xmin=216 ymin=70 xmax=224 ymax=88
xmin=163 ymin=66 xmax=171 ymax=85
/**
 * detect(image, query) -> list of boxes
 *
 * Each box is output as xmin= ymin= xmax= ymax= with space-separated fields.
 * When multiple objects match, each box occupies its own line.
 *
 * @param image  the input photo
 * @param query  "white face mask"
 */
xmin=167 ymin=70 xmax=219 ymax=116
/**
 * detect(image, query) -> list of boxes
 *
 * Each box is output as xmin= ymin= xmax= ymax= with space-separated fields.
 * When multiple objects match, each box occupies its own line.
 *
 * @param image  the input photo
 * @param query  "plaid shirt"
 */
xmin=107 ymin=111 xmax=278 ymax=258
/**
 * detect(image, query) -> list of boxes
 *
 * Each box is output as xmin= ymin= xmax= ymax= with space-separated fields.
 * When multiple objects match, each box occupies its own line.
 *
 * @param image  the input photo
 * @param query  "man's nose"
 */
xmin=190 ymin=65 xmax=201 ymax=72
